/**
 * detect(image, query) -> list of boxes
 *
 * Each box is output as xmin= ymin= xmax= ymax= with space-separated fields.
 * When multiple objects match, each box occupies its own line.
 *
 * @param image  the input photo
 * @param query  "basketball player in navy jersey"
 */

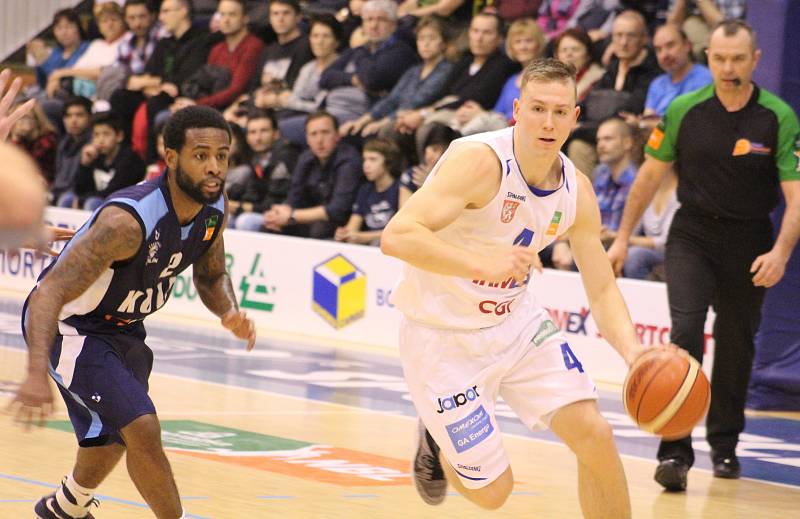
xmin=8 ymin=106 xmax=256 ymax=519
xmin=382 ymin=59 xmax=653 ymax=518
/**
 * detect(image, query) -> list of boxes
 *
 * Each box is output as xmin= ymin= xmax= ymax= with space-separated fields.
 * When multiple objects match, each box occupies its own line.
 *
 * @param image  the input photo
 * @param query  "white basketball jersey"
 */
xmin=391 ymin=127 xmax=579 ymax=330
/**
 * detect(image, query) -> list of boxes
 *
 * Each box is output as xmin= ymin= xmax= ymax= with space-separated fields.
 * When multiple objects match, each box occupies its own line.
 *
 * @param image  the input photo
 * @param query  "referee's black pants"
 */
xmin=657 ymin=209 xmax=772 ymax=466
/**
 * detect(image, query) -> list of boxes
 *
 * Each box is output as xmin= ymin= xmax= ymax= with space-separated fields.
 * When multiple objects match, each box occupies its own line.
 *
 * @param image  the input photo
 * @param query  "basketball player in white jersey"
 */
xmin=382 ymin=59 xmax=648 ymax=518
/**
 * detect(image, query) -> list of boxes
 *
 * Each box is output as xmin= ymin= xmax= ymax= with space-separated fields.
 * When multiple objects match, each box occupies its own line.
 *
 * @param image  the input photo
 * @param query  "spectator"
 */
xmin=28 ymin=9 xmax=89 ymax=90
xmin=72 ymin=112 xmax=145 ymax=210
xmin=228 ymin=13 xmax=340 ymax=125
xmin=145 ymin=120 xmax=168 ymax=181
xmin=281 ymin=0 xmax=418 ymax=145
xmin=46 ymin=2 xmax=127 ymax=99
xmin=643 ymin=23 xmax=712 ymax=118
xmin=608 ymin=21 xmax=800 ymax=490
xmin=336 ymin=137 xmax=404 ymax=245
xmin=592 ymin=118 xmax=638 ymax=241
xmin=537 ymin=0 xmax=581 ymax=41
xmin=52 ymin=96 xmax=93 ymax=205
xmin=115 ymin=0 xmax=164 ymax=76
xmin=667 ymin=0 xmax=746 ymax=59
xmin=339 ymin=15 xmax=452 ymax=138
xmin=459 ymin=17 xmax=546 ymax=134
xmin=265 ymin=111 xmax=363 ymax=239
xmin=566 ymin=0 xmax=621 ymax=42
xmin=231 ymin=110 xmax=298 ymax=230
xmin=398 ymin=122 xmax=459 ymax=205
xmin=250 ymin=0 xmax=313 ymax=92
xmin=554 ymin=27 xmax=605 ymax=103
xmin=394 ymin=12 xmax=518 ymax=159
xmin=486 ymin=0 xmax=542 ymax=23
xmin=595 ymin=10 xmax=661 ymax=116
xmin=110 ymin=0 xmax=214 ymax=155
xmin=10 ymin=101 xmax=58 ymax=185
xmin=396 ymin=0 xmax=472 ymax=28
xmin=276 ymin=15 xmax=342 ymax=114
xmin=188 ymin=0 xmax=264 ymax=109
xmin=568 ymin=10 xmax=660 ymax=175
xmin=624 ymin=170 xmax=679 ymax=280
xmin=335 ymin=0 xmax=365 ymax=47
xmin=549 ymin=117 xmax=638 ymax=271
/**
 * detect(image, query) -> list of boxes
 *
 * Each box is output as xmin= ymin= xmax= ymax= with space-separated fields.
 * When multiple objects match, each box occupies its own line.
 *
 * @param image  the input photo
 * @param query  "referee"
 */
xmin=608 ymin=20 xmax=800 ymax=491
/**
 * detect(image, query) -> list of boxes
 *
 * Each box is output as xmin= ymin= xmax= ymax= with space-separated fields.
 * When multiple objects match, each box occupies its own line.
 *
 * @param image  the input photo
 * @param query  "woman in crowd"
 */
xmin=338 ymin=15 xmax=452 ymax=139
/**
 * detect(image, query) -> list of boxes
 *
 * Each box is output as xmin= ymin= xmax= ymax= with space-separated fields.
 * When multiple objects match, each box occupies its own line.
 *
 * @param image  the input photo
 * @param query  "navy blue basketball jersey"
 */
xmin=33 ymin=174 xmax=225 ymax=335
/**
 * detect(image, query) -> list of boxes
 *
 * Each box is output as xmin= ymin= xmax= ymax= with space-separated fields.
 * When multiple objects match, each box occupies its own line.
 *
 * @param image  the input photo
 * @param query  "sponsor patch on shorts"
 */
xmin=446 ymin=405 xmax=494 ymax=454
xmin=532 ymin=319 xmax=559 ymax=346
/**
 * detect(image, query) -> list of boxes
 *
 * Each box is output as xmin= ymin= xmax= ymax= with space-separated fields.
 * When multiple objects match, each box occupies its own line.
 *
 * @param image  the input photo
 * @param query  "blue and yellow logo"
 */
xmin=312 ymin=254 xmax=366 ymax=329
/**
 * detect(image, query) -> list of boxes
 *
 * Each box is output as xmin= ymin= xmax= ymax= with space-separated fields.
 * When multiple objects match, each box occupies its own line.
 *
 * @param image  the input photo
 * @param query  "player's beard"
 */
xmin=174 ymin=160 xmax=222 ymax=205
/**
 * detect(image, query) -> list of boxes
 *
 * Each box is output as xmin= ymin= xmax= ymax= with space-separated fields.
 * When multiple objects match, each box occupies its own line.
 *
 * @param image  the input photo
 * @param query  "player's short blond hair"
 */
xmin=520 ymin=58 xmax=577 ymax=102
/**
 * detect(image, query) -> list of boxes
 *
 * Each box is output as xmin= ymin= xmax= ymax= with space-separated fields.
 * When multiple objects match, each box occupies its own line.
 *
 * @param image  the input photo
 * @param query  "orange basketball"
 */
xmin=623 ymin=348 xmax=710 ymax=440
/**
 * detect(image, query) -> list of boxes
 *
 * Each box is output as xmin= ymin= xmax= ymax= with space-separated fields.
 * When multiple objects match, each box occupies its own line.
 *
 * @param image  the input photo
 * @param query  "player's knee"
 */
xmin=559 ymin=408 xmax=614 ymax=453
xmin=120 ymin=414 xmax=163 ymax=449
xmin=468 ymin=468 xmax=513 ymax=510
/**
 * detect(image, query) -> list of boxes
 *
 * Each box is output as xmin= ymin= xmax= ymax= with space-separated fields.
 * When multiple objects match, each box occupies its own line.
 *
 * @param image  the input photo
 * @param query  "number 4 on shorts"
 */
xmin=560 ymin=343 xmax=584 ymax=373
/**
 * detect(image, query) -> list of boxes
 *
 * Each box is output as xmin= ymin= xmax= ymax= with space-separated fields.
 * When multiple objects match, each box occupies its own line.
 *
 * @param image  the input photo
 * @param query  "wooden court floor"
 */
xmin=2 ymin=344 xmax=799 ymax=519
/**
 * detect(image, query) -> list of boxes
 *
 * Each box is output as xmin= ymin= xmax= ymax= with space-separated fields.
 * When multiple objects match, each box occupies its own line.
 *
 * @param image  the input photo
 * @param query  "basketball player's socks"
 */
xmin=56 ymin=473 xmax=96 ymax=517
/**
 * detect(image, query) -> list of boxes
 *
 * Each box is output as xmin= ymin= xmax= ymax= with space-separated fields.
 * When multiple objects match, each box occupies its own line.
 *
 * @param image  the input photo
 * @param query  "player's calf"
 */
xmin=442 ymin=462 xmax=513 ymax=510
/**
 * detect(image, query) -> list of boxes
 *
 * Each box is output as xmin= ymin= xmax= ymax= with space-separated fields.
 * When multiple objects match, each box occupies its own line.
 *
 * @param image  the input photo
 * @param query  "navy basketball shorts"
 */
xmin=44 ymin=328 xmax=156 ymax=447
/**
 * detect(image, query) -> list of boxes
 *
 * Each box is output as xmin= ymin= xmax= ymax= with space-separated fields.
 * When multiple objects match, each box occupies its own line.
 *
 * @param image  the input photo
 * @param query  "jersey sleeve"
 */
xmin=776 ymin=107 xmax=800 ymax=181
xmin=644 ymin=109 xmax=678 ymax=162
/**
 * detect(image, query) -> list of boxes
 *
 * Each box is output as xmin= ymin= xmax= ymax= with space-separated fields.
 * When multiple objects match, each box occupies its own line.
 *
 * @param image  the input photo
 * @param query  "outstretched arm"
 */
xmin=193 ymin=212 xmax=255 ymax=350
xmin=568 ymin=173 xmax=646 ymax=366
xmin=9 ymin=206 xmax=142 ymax=427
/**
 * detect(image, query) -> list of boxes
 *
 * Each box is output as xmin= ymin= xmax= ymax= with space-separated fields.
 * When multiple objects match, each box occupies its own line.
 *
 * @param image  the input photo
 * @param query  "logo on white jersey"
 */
xmin=500 ymin=200 xmax=520 ymax=223
xmin=146 ymin=230 xmax=161 ymax=265
xmin=478 ymin=299 xmax=515 ymax=315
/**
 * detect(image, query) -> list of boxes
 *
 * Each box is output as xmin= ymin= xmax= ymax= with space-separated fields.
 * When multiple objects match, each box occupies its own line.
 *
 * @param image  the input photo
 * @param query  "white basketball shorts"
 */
xmin=399 ymin=292 xmax=597 ymax=489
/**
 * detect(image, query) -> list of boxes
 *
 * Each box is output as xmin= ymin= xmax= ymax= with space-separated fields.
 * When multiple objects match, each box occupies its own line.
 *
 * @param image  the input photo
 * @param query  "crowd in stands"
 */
xmin=6 ymin=0 xmax=748 ymax=281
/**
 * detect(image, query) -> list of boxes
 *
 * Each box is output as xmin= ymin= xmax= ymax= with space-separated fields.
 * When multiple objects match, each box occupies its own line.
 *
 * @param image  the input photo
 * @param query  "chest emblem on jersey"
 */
xmin=732 ymin=138 xmax=771 ymax=157
xmin=203 ymin=214 xmax=219 ymax=241
xmin=146 ymin=230 xmax=161 ymax=265
xmin=500 ymin=200 xmax=520 ymax=223
xmin=546 ymin=211 xmax=562 ymax=236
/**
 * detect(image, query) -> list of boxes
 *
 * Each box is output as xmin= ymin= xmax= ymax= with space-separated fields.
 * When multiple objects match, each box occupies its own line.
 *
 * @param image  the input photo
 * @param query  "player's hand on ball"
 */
xmin=221 ymin=309 xmax=256 ymax=351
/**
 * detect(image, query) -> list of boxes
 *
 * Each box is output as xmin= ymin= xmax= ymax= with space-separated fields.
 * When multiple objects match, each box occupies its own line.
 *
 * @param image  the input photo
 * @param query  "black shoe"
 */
xmin=412 ymin=419 xmax=448 ymax=505
xmin=654 ymin=458 xmax=689 ymax=492
xmin=712 ymin=454 xmax=741 ymax=479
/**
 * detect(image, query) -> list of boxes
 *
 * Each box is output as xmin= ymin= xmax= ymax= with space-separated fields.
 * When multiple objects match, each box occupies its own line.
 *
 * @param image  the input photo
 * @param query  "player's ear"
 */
xmin=164 ymin=147 xmax=178 ymax=171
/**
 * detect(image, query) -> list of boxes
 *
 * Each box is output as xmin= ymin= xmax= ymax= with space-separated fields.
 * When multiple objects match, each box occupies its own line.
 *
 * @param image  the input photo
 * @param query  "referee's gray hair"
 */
xmin=362 ymin=0 xmax=397 ymax=21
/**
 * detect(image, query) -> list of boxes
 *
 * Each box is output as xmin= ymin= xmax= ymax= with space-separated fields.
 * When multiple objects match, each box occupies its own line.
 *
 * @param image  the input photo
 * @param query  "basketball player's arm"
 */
xmin=381 ymin=143 xmax=537 ymax=281
xmin=193 ymin=207 xmax=256 ymax=350
xmin=10 ymin=207 xmax=142 ymax=424
xmin=568 ymin=173 xmax=647 ymax=366
xmin=607 ymin=156 xmax=673 ymax=275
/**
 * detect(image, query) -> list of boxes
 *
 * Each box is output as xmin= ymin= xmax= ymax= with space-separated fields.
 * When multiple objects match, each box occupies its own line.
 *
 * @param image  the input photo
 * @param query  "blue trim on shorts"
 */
xmin=453 ymin=468 xmax=488 ymax=481
xmin=48 ymin=364 xmax=104 ymax=439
